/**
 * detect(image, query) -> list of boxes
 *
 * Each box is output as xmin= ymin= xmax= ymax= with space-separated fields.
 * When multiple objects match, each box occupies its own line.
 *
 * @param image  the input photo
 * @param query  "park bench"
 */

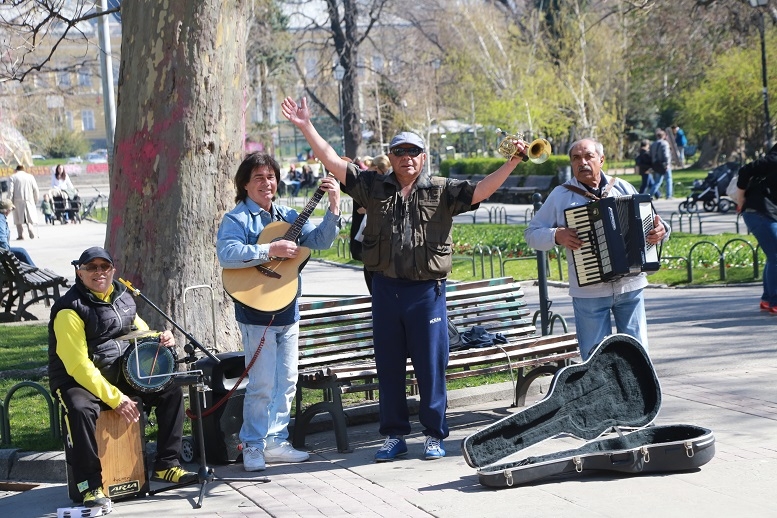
xmin=506 ymin=175 xmax=558 ymax=203
xmin=0 ymin=249 xmax=69 ymax=321
xmin=491 ymin=175 xmax=522 ymax=203
xmin=292 ymin=277 xmax=579 ymax=452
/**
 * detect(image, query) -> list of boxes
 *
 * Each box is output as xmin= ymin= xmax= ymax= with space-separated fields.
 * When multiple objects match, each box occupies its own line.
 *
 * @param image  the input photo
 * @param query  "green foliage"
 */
xmin=45 ymin=129 xmax=90 ymax=159
xmin=681 ymin=28 xmax=777 ymax=152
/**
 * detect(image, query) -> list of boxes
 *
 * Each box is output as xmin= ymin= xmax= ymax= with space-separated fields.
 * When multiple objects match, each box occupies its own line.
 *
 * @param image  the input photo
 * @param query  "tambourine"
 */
xmin=121 ymin=336 xmax=177 ymax=393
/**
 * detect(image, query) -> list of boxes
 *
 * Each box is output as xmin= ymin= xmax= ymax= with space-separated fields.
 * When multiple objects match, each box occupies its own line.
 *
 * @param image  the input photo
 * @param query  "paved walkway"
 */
xmin=2 ymin=174 xmax=775 ymax=517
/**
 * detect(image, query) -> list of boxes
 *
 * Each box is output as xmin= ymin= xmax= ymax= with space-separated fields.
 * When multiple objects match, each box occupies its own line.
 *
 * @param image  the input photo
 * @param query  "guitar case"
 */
xmin=461 ymin=334 xmax=715 ymax=488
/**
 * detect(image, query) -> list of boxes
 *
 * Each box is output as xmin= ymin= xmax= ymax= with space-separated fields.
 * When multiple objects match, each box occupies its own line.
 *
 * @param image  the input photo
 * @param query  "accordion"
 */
xmin=563 ymin=194 xmax=660 ymax=287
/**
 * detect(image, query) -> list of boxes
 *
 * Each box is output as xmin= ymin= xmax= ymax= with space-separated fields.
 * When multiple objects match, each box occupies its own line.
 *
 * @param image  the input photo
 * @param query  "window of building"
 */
xmin=373 ymin=56 xmax=384 ymax=73
xmin=78 ymin=69 xmax=92 ymax=87
xmin=58 ymin=71 xmax=71 ymax=86
xmin=305 ymin=57 xmax=317 ymax=79
xmin=65 ymin=111 xmax=74 ymax=131
xmin=82 ymin=110 xmax=95 ymax=131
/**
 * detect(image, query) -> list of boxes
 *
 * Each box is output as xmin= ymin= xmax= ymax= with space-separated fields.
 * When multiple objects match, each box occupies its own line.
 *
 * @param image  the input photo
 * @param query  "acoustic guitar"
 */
xmin=222 ymin=175 xmax=332 ymax=313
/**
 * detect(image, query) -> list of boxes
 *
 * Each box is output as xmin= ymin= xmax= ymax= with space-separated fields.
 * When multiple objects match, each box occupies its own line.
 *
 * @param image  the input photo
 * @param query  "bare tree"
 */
xmin=0 ymin=1 xmax=116 ymax=83
xmin=284 ymin=0 xmax=390 ymax=158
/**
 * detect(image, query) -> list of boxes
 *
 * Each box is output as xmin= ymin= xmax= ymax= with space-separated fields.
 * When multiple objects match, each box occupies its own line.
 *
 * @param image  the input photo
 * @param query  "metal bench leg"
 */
xmin=513 ymin=363 xmax=562 ymax=407
xmin=292 ymin=384 xmax=351 ymax=453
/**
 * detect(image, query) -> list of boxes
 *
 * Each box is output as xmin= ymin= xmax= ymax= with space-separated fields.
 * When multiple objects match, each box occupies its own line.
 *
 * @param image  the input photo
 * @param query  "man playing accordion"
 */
xmin=525 ymin=139 xmax=669 ymax=360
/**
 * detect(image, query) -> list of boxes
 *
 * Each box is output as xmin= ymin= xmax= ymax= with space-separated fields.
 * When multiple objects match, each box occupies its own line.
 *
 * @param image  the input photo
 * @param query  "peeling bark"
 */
xmin=109 ymin=0 xmax=248 ymax=353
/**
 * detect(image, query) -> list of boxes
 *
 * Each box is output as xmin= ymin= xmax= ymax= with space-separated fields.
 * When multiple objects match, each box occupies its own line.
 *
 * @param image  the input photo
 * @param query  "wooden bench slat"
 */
xmin=0 ymin=250 xmax=68 ymax=321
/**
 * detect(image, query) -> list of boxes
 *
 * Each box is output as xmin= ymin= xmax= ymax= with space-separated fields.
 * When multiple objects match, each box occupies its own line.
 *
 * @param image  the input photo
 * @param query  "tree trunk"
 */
xmin=108 ymin=0 xmax=248 ymax=354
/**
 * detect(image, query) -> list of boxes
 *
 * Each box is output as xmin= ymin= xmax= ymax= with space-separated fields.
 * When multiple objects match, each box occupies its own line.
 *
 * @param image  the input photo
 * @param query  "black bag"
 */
xmin=448 ymin=318 xmax=463 ymax=350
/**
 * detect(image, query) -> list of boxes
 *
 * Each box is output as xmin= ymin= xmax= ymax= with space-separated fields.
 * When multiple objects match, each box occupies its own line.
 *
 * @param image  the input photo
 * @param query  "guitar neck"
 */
xmin=281 ymin=173 xmax=333 ymax=242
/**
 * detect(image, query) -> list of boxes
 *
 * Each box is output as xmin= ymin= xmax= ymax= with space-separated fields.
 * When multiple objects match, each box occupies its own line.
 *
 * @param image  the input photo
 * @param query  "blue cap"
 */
xmin=389 ymin=132 xmax=425 ymax=150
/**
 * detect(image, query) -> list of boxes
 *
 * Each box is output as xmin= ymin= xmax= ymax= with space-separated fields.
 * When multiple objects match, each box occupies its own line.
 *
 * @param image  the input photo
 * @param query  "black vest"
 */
xmin=48 ymin=280 xmax=137 ymax=391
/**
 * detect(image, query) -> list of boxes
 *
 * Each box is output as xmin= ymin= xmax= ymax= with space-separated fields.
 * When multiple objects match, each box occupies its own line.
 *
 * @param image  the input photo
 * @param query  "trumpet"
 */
xmin=496 ymin=129 xmax=552 ymax=164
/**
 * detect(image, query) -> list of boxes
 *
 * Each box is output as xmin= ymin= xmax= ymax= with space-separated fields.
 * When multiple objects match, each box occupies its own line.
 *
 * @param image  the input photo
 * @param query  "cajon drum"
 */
xmin=67 ymin=401 xmax=148 ymax=502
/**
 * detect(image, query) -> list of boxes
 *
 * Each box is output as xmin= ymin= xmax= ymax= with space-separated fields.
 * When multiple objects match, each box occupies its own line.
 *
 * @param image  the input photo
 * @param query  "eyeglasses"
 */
xmin=80 ymin=263 xmax=114 ymax=273
xmin=391 ymin=147 xmax=423 ymax=157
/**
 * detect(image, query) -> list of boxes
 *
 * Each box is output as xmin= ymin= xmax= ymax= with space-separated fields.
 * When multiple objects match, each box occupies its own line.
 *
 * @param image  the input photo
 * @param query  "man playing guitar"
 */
xmin=216 ymin=152 xmax=341 ymax=472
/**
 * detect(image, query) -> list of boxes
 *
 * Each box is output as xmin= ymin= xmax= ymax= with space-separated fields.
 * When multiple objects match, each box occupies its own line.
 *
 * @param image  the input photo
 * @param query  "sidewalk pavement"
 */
xmin=2 ymin=189 xmax=776 ymax=516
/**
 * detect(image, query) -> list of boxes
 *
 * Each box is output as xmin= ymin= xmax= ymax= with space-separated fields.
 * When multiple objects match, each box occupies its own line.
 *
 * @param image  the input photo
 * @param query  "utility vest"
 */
xmin=360 ymin=176 xmax=454 ymax=280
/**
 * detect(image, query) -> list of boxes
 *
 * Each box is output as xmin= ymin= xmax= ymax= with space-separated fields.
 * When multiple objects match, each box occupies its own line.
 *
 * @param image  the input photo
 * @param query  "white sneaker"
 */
xmin=263 ymin=441 xmax=309 ymax=463
xmin=242 ymin=445 xmax=266 ymax=472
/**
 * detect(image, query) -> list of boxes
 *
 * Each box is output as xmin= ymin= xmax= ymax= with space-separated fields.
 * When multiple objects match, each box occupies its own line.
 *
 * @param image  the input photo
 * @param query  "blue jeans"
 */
xmin=743 ymin=211 xmax=777 ymax=306
xmin=10 ymin=247 xmax=35 ymax=265
xmin=638 ymin=174 xmax=654 ymax=195
xmin=238 ymin=321 xmax=299 ymax=450
xmin=650 ymin=169 xmax=673 ymax=198
xmin=572 ymin=289 xmax=648 ymax=360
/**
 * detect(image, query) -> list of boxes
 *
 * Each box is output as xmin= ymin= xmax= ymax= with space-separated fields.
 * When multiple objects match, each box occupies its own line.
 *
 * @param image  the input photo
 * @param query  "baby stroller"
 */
xmin=49 ymin=188 xmax=82 ymax=224
xmin=678 ymin=162 xmax=738 ymax=213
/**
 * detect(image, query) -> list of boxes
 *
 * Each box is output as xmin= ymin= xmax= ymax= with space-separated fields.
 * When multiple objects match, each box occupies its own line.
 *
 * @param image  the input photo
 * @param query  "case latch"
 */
xmin=685 ymin=441 xmax=695 ymax=458
xmin=573 ymin=456 xmax=583 ymax=473
xmin=640 ymin=446 xmax=650 ymax=463
xmin=503 ymin=469 xmax=514 ymax=487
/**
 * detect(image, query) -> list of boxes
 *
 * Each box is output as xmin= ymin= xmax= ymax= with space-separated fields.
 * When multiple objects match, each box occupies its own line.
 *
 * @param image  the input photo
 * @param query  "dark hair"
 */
xmin=234 ymin=152 xmax=281 ymax=203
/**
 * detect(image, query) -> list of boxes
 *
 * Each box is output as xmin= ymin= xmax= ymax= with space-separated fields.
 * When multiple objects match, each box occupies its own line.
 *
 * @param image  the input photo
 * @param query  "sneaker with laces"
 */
xmin=760 ymin=301 xmax=772 ymax=311
xmin=82 ymin=487 xmax=110 ymax=508
xmin=153 ymin=465 xmax=198 ymax=484
xmin=263 ymin=441 xmax=310 ymax=463
xmin=374 ymin=435 xmax=407 ymax=462
xmin=242 ymin=445 xmax=266 ymax=471
xmin=423 ymin=436 xmax=446 ymax=460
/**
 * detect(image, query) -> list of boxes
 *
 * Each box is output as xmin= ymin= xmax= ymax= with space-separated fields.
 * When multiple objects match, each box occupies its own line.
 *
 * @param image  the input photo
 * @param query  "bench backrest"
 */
xmin=0 ymin=249 xmax=25 ymax=280
xmin=297 ymin=277 xmax=536 ymax=372
xmin=523 ymin=175 xmax=555 ymax=189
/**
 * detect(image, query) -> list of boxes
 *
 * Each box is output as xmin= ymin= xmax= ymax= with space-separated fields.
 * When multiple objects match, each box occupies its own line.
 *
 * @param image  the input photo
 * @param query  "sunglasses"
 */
xmin=80 ymin=263 xmax=114 ymax=273
xmin=391 ymin=147 xmax=423 ymax=157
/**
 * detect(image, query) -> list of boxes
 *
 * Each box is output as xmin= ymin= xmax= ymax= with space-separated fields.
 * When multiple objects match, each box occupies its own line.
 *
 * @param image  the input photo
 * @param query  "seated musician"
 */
xmin=48 ymin=247 xmax=196 ymax=508
xmin=525 ymin=138 xmax=669 ymax=360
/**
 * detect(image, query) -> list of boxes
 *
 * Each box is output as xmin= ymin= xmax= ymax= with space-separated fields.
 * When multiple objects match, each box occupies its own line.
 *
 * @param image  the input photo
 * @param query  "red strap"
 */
xmin=186 ymin=315 xmax=273 ymax=420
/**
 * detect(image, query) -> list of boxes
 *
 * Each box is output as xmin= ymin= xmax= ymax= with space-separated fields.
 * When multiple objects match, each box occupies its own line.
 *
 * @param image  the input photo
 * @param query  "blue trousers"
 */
xmin=371 ymin=275 xmax=449 ymax=439
xmin=743 ymin=211 xmax=777 ymax=306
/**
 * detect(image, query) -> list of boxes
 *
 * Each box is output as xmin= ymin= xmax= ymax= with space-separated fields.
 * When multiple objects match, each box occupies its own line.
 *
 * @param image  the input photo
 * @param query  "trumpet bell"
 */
xmin=496 ymin=130 xmax=552 ymax=164
xmin=528 ymin=138 xmax=552 ymax=164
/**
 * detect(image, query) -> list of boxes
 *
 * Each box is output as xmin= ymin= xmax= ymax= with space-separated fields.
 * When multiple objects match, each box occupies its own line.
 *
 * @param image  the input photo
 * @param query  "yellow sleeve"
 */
xmin=53 ymin=309 xmax=124 ymax=408
xmin=133 ymin=315 xmax=151 ymax=332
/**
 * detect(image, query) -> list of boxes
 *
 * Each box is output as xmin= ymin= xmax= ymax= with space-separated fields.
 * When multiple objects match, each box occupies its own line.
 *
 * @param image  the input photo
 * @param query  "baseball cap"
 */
xmin=389 ymin=132 xmax=425 ymax=151
xmin=0 ymin=199 xmax=13 ymax=211
xmin=72 ymin=246 xmax=114 ymax=267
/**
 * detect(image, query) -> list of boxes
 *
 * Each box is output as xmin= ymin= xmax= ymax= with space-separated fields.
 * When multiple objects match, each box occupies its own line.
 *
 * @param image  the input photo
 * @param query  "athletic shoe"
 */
xmin=153 ymin=465 xmax=198 ymax=484
xmin=242 ymin=445 xmax=266 ymax=471
xmin=263 ymin=441 xmax=310 ymax=463
xmin=769 ymin=306 xmax=777 ymax=315
xmin=82 ymin=487 xmax=110 ymax=507
xmin=423 ymin=436 xmax=446 ymax=460
xmin=760 ymin=300 xmax=771 ymax=311
xmin=374 ymin=435 xmax=407 ymax=462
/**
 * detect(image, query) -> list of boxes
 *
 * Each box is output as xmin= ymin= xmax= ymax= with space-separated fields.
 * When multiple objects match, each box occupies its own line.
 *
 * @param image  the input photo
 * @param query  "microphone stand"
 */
xmin=119 ymin=278 xmax=270 ymax=509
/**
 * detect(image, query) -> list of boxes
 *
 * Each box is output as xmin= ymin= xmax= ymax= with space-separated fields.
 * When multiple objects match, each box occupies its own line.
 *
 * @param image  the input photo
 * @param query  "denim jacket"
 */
xmin=216 ymin=197 xmax=341 ymax=325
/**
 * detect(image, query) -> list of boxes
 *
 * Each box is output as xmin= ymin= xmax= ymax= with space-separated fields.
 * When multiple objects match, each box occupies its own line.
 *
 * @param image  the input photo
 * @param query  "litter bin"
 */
xmin=191 ymin=351 xmax=247 ymax=464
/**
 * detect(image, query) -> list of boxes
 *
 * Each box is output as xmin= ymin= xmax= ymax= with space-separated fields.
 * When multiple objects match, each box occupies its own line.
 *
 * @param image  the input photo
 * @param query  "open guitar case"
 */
xmin=461 ymin=334 xmax=715 ymax=488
